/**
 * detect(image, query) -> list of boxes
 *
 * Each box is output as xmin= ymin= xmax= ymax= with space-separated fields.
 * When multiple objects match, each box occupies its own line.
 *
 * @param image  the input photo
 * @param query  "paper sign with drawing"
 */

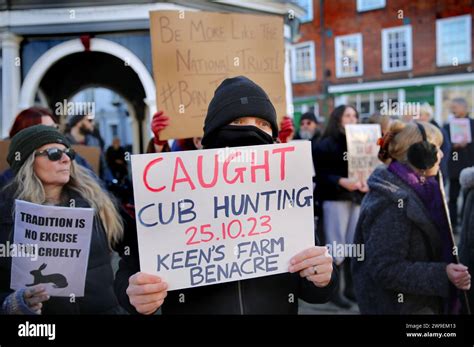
xmin=10 ymin=200 xmax=94 ymax=297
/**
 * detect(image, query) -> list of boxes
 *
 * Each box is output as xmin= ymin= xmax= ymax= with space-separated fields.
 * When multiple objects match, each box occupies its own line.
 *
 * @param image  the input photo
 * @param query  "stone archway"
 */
xmin=19 ymin=38 xmax=156 ymax=152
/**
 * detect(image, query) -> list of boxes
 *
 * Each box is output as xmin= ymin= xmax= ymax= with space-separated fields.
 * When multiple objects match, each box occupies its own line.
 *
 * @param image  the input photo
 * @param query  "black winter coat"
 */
xmin=443 ymin=118 xmax=474 ymax=179
xmin=352 ymin=167 xmax=453 ymax=314
xmin=460 ymin=166 xmax=474 ymax=313
xmin=0 ymin=185 xmax=124 ymax=314
xmin=313 ymin=132 xmax=364 ymax=203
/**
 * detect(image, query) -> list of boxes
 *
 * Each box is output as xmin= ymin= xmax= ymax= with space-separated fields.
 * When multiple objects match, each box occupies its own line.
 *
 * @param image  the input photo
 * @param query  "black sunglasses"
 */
xmin=35 ymin=147 xmax=76 ymax=161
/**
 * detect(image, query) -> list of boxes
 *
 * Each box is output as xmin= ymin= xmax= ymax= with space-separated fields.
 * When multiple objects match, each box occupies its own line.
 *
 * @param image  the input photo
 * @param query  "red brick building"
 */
xmin=291 ymin=0 xmax=474 ymax=126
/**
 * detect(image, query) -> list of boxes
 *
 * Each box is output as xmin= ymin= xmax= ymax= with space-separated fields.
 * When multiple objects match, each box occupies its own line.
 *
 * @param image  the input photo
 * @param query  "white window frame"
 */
xmin=357 ymin=0 xmax=386 ymax=12
xmin=381 ymin=25 xmax=413 ymax=73
xmin=335 ymin=33 xmax=364 ymax=78
xmin=298 ymin=101 xmax=320 ymax=117
xmin=436 ymin=14 xmax=472 ymax=67
xmin=340 ymin=89 xmax=404 ymax=117
xmin=291 ymin=41 xmax=316 ymax=83
xmin=294 ymin=0 xmax=313 ymax=23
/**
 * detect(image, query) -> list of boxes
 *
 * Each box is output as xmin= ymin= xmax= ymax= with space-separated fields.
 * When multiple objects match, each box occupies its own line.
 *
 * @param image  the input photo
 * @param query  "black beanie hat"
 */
xmin=7 ymin=125 xmax=71 ymax=174
xmin=300 ymin=112 xmax=319 ymax=124
xmin=201 ymin=76 xmax=278 ymax=146
xmin=68 ymin=114 xmax=87 ymax=129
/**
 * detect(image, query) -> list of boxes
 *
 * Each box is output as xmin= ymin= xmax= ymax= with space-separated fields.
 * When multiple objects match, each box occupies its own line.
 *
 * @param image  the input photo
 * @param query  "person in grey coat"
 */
xmin=352 ymin=120 xmax=471 ymax=314
xmin=460 ymin=166 xmax=474 ymax=313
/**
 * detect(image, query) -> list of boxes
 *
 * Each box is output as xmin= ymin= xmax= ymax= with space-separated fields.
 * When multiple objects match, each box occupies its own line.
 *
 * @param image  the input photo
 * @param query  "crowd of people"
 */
xmin=0 ymin=75 xmax=472 ymax=315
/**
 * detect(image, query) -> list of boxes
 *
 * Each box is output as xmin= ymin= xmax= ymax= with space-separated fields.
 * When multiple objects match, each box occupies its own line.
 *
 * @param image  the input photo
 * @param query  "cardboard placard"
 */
xmin=0 ymin=140 xmax=10 ymax=173
xmin=72 ymin=145 xmax=101 ymax=175
xmin=150 ymin=10 xmax=286 ymax=140
xmin=345 ymin=124 xmax=382 ymax=183
xmin=131 ymin=142 xmax=314 ymax=290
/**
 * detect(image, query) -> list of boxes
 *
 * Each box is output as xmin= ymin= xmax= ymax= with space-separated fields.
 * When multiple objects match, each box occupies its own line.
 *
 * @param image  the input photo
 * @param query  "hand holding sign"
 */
xmin=127 ymin=272 xmax=168 ymax=315
xmin=446 ymin=263 xmax=471 ymax=291
xmin=338 ymin=177 xmax=362 ymax=192
xmin=152 ymin=111 xmax=170 ymax=146
xmin=3 ymin=284 xmax=51 ymax=315
xmin=127 ymin=245 xmax=334 ymax=315
xmin=278 ymin=116 xmax=294 ymax=143
xmin=359 ymin=181 xmax=369 ymax=193
xmin=23 ymin=285 xmax=50 ymax=314
xmin=453 ymin=142 xmax=468 ymax=150
xmin=289 ymin=246 xmax=333 ymax=288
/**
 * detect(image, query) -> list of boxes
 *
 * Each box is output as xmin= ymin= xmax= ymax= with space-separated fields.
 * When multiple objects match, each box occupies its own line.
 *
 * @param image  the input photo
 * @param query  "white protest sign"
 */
xmin=11 ymin=200 xmax=94 ymax=297
xmin=449 ymin=118 xmax=472 ymax=144
xmin=131 ymin=142 xmax=315 ymax=291
xmin=345 ymin=124 xmax=382 ymax=183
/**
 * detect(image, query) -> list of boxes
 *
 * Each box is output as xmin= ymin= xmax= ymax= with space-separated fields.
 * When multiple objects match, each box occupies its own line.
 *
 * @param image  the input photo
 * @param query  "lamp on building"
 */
xmin=285 ymin=14 xmax=301 ymax=43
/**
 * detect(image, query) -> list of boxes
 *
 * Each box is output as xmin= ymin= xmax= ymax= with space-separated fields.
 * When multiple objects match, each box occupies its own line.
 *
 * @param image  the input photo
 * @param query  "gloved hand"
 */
xmin=151 ymin=111 xmax=170 ymax=145
xmin=278 ymin=116 xmax=294 ymax=143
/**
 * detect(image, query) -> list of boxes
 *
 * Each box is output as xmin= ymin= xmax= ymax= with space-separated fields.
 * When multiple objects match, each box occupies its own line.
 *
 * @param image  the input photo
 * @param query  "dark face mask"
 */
xmin=79 ymin=124 xmax=92 ymax=136
xmin=205 ymin=125 xmax=274 ymax=149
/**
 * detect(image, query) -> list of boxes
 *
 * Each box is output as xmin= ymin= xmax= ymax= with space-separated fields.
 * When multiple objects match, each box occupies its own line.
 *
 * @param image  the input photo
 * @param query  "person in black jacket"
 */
xmin=0 ymin=125 xmax=126 ymax=314
xmin=460 ymin=166 xmax=474 ymax=313
xmin=291 ymin=112 xmax=324 ymax=235
xmin=443 ymin=98 xmax=474 ymax=230
xmin=314 ymin=105 xmax=366 ymax=309
xmin=114 ymin=76 xmax=337 ymax=314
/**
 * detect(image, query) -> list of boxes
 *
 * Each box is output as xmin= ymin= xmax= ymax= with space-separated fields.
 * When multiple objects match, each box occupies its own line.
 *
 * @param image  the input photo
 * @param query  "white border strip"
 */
xmin=0 ymin=3 xmax=191 ymax=27
xmin=328 ymin=73 xmax=474 ymax=94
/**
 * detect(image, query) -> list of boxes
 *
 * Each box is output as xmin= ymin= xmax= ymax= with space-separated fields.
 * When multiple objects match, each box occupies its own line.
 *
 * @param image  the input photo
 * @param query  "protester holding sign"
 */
xmin=0 ymin=125 xmax=126 ymax=314
xmin=353 ymin=120 xmax=471 ymax=314
xmin=460 ymin=166 xmax=474 ymax=313
xmin=115 ymin=76 xmax=337 ymax=314
xmin=442 ymin=98 xmax=474 ymax=231
xmin=313 ymin=105 xmax=364 ymax=309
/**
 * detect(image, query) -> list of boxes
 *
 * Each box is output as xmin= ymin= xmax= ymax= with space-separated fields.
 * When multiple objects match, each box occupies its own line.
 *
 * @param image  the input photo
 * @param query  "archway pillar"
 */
xmin=1 ymin=32 xmax=23 ymax=138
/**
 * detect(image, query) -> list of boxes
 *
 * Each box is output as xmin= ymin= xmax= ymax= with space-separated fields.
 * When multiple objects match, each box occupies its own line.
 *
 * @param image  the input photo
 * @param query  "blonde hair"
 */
xmin=13 ymin=154 xmax=123 ymax=248
xmin=385 ymin=120 xmax=443 ymax=164
xmin=419 ymin=102 xmax=433 ymax=120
